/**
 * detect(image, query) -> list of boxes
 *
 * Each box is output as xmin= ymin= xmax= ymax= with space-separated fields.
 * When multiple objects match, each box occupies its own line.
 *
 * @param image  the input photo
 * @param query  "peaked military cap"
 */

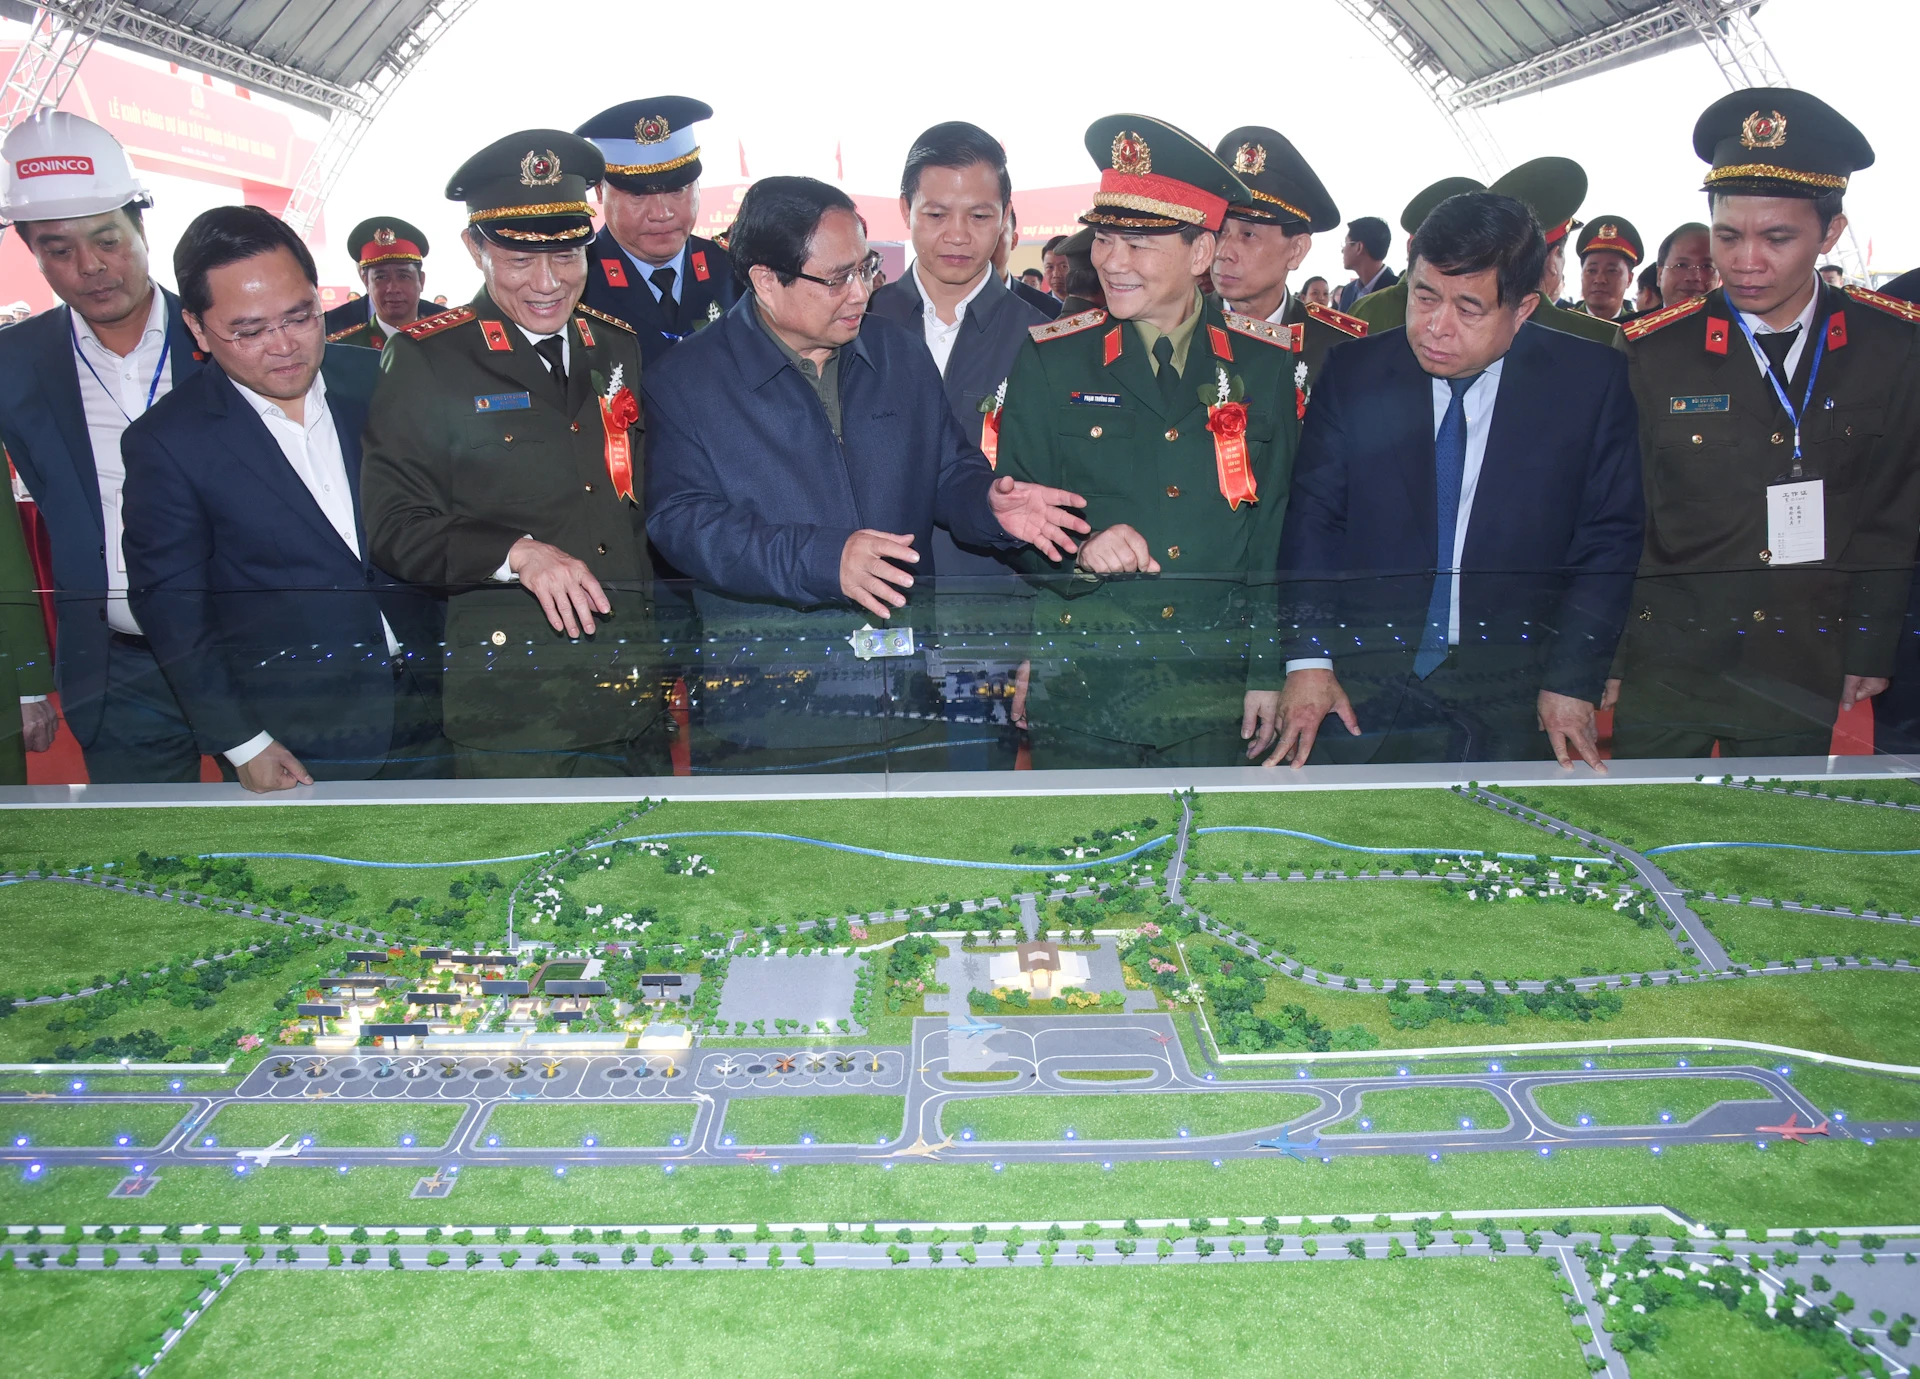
xmin=1576 ymin=216 xmax=1643 ymax=266
xmin=1400 ymin=176 xmax=1485 ymax=234
xmin=1694 ymin=87 xmax=1872 ymax=197
xmin=1081 ymin=114 xmax=1251 ymax=234
xmin=1215 ymin=126 xmax=1339 ymax=232
xmin=575 ymin=96 xmax=711 ymax=194
xmin=345 ymin=216 xmax=428 ymax=270
xmin=1489 ymin=157 xmax=1586 ymax=245
xmin=448 ymin=130 xmax=603 ymax=249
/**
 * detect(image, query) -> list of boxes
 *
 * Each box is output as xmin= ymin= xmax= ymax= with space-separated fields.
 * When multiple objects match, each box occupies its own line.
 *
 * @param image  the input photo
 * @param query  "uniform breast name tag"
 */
xmin=474 ymin=392 xmax=531 ymax=412
xmin=1070 ymin=391 xmax=1122 ymax=407
xmin=1765 ymin=479 xmax=1825 ymax=565
xmin=1669 ymin=394 xmax=1730 ymax=413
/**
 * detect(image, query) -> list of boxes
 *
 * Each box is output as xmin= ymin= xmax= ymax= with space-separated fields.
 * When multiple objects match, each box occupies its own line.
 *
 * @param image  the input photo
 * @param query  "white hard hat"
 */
xmin=1 ymin=110 xmax=151 ymax=224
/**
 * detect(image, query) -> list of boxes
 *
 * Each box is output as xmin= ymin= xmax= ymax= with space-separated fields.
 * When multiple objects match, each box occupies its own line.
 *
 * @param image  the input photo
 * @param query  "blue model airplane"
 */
xmin=948 ymin=1014 xmax=1002 ymax=1039
xmin=1254 ymin=1124 xmax=1322 ymax=1161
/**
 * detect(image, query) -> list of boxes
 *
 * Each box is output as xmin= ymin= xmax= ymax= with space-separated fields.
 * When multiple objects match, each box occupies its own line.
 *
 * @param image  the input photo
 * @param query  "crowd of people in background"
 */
xmin=0 ymin=85 xmax=1916 ymax=791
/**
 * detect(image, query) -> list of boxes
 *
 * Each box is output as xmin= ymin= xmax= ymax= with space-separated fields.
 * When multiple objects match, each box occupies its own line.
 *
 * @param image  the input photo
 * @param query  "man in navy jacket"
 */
xmin=121 ymin=207 xmax=443 ymax=789
xmin=1267 ymin=192 xmax=1643 ymax=767
xmin=643 ymin=176 xmax=1085 ymax=769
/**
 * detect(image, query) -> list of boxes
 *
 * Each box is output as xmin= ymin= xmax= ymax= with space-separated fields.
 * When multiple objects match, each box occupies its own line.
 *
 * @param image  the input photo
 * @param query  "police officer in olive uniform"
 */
xmin=575 ymin=96 xmax=740 ymax=367
xmin=995 ymin=115 xmax=1298 ymax=768
xmin=1353 ymin=160 xmax=1626 ymax=352
xmin=1206 ymin=125 xmax=1367 ymax=417
xmin=1572 ymin=217 xmax=1644 ymax=323
xmin=360 ymin=131 xmax=672 ymax=778
xmin=1611 ymin=89 xmax=1920 ymax=758
xmin=321 ymin=217 xmax=446 ymax=350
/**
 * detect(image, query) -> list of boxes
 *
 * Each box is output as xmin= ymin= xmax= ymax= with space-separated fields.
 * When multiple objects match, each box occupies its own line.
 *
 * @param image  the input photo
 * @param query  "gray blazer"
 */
xmin=867 ymin=270 xmax=1047 ymax=577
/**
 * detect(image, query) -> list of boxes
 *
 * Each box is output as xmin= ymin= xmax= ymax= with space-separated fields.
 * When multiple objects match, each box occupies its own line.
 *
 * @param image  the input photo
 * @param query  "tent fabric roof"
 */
xmin=126 ymin=0 xmax=441 ymax=91
xmin=1365 ymin=0 xmax=1674 ymax=83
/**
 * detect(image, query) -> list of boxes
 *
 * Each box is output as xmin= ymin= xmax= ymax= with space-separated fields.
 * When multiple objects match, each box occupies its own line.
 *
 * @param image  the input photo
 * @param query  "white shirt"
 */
xmin=224 ymin=372 xmax=400 ymax=766
xmin=374 ymin=313 xmax=411 ymax=340
xmin=1286 ymin=356 xmax=1505 ymax=672
xmin=72 ymin=286 xmax=173 ymax=635
xmin=912 ymin=262 xmax=992 ymax=376
xmin=1736 ymin=279 xmax=1819 ymax=386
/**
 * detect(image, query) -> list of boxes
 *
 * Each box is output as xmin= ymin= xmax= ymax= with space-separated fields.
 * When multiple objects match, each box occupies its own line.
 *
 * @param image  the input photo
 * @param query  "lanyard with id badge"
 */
xmin=1732 ymin=309 xmax=1828 ymax=565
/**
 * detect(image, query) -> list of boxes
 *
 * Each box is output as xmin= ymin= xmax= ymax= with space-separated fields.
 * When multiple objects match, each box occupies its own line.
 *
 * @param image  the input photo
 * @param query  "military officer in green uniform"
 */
xmin=322 ymin=217 xmax=445 ymax=350
xmin=995 ymin=115 xmax=1298 ymax=768
xmin=1610 ymin=88 xmax=1920 ymax=758
xmin=1206 ymin=124 xmax=1368 ymax=416
xmin=361 ymin=130 xmax=671 ymax=778
xmin=1572 ymin=217 xmax=1643 ymax=323
xmin=1353 ymin=159 xmax=1625 ymax=352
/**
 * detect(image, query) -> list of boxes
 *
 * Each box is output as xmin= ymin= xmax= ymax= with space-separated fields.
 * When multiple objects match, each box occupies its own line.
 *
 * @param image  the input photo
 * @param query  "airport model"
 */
xmin=3 ymin=761 xmax=1919 ymax=1377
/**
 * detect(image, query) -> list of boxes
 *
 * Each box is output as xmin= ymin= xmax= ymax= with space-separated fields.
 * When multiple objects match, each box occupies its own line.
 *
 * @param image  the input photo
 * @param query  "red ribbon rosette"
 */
xmin=598 ymin=385 xmax=641 ymax=502
xmin=1206 ymin=400 xmax=1257 ymax=509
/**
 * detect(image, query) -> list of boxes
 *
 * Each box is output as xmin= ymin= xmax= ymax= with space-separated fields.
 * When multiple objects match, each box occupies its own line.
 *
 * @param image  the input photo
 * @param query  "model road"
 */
xmin=4 ymin=1016 xmax=1908 ymax=1183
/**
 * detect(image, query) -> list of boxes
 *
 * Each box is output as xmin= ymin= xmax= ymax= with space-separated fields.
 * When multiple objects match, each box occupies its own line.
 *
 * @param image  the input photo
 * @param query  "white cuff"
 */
xmin=493 ymin=536 xmax=533 ymax=583
xmin=18 ymin=694 xmax=47 ymax=704
xmin=1285 ymin=658 xmax=1335 ymax=674
xmin=224 ymin=730 xmax=274 ymax=767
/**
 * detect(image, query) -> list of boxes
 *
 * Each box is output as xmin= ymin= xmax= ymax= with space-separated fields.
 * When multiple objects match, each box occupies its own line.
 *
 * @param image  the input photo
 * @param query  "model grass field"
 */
xmin=719 ymin=1095 xmax=905 ymax=1146
xmin=202 ymin=1102 xmax=464 ymax=1149
xmin=1324 ymin=1087 xmax=1511 ymax=1135
xmin=1527 ymin=1077 xmax=1778 ymax=1128
xmin=0 ymin=885 xmax=270 ymax=996
xmin=939 ymin=1091 xmax=1321 ymax=1142
xmin=1704 ymin=903 xmax=1920 ymax=967
xmin=479 ymin=1103 xmax=696 ymax=1148
xmin=2 ymin=1102 xmax=190 ymax=1148
xmin=0 ymin=1271 xmax=216 ymax=1379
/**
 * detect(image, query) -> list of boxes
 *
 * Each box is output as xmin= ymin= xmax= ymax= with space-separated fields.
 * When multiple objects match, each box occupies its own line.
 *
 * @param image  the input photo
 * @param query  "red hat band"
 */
xmin=1094 ymin=169 xmax=1229 ymax=232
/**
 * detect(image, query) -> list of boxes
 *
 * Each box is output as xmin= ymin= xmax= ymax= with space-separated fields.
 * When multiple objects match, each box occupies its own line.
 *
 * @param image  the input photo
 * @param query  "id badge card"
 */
xmin=1765 ymin=479 xmax=1825 ymax=565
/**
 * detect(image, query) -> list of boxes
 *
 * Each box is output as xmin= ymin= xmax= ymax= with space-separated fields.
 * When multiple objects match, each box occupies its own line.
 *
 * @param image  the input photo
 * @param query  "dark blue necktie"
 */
xmin=1414 ymin=374 xmax=1478 ymax=679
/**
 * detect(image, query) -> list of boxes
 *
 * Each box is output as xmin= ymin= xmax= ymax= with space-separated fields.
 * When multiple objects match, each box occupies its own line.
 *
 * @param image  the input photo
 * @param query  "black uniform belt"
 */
xmin=107 ymin=631 xmax=152 ymax=653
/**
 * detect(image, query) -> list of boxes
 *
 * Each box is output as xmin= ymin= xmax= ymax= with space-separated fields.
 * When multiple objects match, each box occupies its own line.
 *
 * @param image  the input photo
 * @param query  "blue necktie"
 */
xmin=1414 ymin=374 xmax=1478 ymax=679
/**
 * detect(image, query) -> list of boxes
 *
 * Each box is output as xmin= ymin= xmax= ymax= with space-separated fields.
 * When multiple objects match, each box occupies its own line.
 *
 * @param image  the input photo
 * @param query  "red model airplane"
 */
xmin=736 ymin=1148 xmax=769 ymax=1160
xmin=1757 ymin=1113 xmax=1830 ymax=1143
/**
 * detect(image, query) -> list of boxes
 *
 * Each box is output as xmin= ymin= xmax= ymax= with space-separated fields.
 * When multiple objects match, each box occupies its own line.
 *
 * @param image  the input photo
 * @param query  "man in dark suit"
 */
xmin=121 ymin=207 xmax=444 ymax=790
xmin=1335 ymin=215 xmax=1396 ymax=311
xmin=576 ymin=96 xmax=740 ymax=365
xmin=867 ymin=122 xmax=1050 ymax=766
xmin=0 ymin=110 xmax=206 ymax=781
xmin=643 ymin=177 xmax=1086 ymax=771
xmin=1267 ymin=191 xmax=1644 ymax=768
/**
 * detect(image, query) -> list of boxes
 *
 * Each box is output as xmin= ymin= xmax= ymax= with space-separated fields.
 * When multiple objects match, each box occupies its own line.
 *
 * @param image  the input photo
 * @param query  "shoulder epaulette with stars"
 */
xmin=1221 ymin=311 xmax=1298 ymax=350
xmin=1303 ymin=301 xmax=1368 ymax=338
xmin=324 ymin=322 xmax=369 ymax=344
xmin=1029 ymin=308 xmax=1107 ymax=342
xmin=1621 ymin=295 xmax=1705 ymax=341
xmin=576 ymin=303 xmax=636 ymax=334
xmin=1844 ymin=284 xmax=1920 ymax=325
xmin=398 ymin=306 xmax=474 ymax=341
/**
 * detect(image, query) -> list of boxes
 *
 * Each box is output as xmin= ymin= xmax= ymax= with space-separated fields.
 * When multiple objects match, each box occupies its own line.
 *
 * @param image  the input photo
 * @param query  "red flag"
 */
xmin=835 ymin=141 xmax=843 ymax=181
xmin=737 ymin=139 xmax=748 ymax=178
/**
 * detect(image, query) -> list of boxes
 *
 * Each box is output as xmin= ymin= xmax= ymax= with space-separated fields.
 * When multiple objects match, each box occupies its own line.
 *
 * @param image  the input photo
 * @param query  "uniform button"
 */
xmin=584 ymin=483 xmax=594 ymax=493
xmin=1166 ymin=485 xmax=1180 ymax=498
xmin=596 ymin=543 xmax=607 ymax=555
xmin=1759 ymin=549 xmax=1772 ymax=563
xmin=1690 ymin=434 xmax=1703 ymax=445
xmin=490 ymin=631 xmax=506 ymax=646
xmin=570 ymin=422 xmax=580 ymax=433
xmin=503 ymin=434 xmax=513 ymax=443
xmin=1166 ymin=546 xmax=1180 ymax=560
xmin=1844 ymin=424 xmax=1855 ymax=436
xmin=1771 ymin=432 xmax=1785 ymax=445
xmin=1161 ymin=605 xmax=1175 ymax=618
xmin=1164 ymin=427 xmax=1178 ymax=442
xmin=1089 ymin=425 xmax=1103 ymax=439
xmin=1058 ymin=613 xmax=1072 ymax=626
xmin=1752 ymin=609 xmax=1766 ymax=622
xmin=1638 ymin=608 xmax=1653 ymax=622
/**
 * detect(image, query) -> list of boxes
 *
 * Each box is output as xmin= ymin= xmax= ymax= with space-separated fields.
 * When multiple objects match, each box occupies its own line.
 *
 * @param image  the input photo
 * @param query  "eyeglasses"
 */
xmin=199 ymin=308 xmax=322 ymax=350
xmin=791 ymin=251 xmax=882 ymax=293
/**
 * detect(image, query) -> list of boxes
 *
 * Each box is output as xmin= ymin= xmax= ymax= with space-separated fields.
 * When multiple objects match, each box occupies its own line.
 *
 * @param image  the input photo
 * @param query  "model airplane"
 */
xmin=834 ymin=1053 xmax=855 ymax=1072
xmin=1254 ymin=1124 xmax=1322 ymax=1161
xmin=867 ymin=1053 xmax=884 ymax=1072
xmin=24 ymin=1091 xmax=54 ymax=1100
xmin=302 ymin=1087 xmax=334 ymax=1099
xmin=950 ymin=1014 xmax=1001 ymax=1039
xmin=713 ymin=1058 xmax=739 ymax=1078
xmin=736 ymin=1147 xmax=769 ymax=1160
xmin=1757 ymin=1112 xmax=1830 ymax=1143
xmin=235 ymin=1135 xmax=303 ymax=1167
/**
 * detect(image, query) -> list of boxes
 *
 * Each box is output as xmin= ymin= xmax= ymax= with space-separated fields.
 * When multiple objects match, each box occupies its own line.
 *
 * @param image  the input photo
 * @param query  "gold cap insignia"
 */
xmin=1233 ymin=142 xmax=1267 ymax=176
xmin=1110 ymin=130 xmax=1151 ymax=176
xmin=519 ymin=149 xmax=562 ymax=187
xmin=373 ymin=226 xmax=397 ymax=245
xmin=635 ymin=115 xmax=671 ymax=144
xmin=1596 ymin=222 xmax=1617 ymax=240
xmin=1740 ymin=110 xmax=1787 ymax=150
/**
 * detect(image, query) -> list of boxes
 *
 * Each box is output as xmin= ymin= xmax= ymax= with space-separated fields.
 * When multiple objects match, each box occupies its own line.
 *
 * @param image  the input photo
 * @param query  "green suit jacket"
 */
xmin=995 ymin=298 xmax=1299 ymax=752
xmin=360 ymin=290 xmax=664 ymax=753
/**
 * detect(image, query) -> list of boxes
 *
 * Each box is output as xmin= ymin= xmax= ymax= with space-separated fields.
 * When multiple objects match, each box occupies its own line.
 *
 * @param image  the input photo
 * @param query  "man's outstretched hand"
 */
xmin=1263 ymin=668 xmax=1360 ymax=768
xmin=988 ymin=474 xmax=1088 ymax=562
xmin=841 ymin=529 xmax=919 ymax=621
xmin=1538 ymin=689 xmax=1606 ymax=771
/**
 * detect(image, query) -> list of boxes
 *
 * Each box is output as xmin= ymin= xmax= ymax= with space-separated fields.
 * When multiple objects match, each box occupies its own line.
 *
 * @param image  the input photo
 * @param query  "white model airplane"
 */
xmin=235 ymin=1135 xmax=303 ymax=1167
